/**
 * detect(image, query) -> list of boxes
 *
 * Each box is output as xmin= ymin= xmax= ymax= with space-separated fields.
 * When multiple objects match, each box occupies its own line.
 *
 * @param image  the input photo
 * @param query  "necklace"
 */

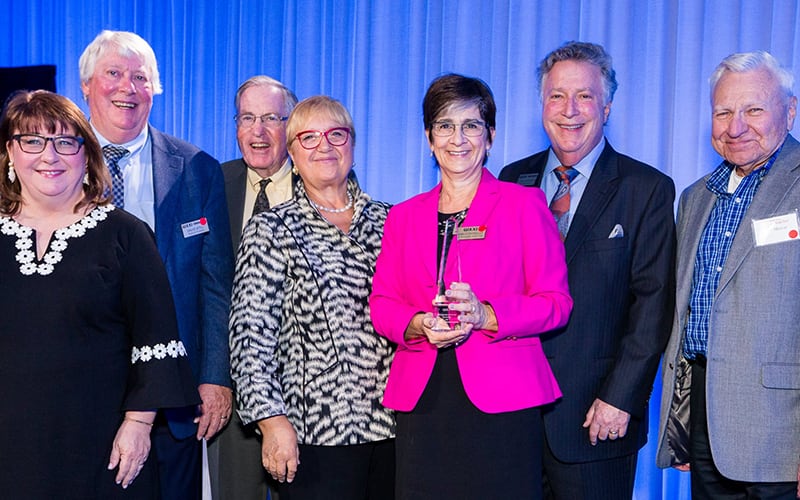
xmin=309 ymin=191 xmax=354 ymax=213
xmin=1 ymin=205 xmax=113 ymax=276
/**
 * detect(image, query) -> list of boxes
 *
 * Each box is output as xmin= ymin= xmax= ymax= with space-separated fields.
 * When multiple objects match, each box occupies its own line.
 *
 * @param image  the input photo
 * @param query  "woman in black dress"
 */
xmin=0 ymin=90 xmax=199 ymax=499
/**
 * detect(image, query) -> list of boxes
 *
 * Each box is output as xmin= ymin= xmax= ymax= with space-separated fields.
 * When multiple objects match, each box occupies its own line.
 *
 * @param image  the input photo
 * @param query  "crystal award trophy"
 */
xmin=431 ymin=216 xmax=459 ymax=331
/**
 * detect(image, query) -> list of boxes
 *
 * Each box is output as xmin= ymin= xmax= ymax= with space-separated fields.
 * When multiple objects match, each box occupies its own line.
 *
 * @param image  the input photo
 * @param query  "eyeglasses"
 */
xmin=234 ymin=113 xmax=289 ymax=128
xmin=12 ymin=134 xmax=85 ymax=155
xmin=294 ymin=127 xmax=351 ymax=150
xmin=431 ymin=120 xmax=486 ymax=137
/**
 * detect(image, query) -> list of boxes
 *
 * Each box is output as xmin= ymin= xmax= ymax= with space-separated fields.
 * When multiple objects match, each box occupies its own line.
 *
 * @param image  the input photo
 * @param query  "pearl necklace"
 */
xmin=308 ymin=191 xmax=354 ymax=213
xmin=1 ymin=205 xmax=113 ymax=276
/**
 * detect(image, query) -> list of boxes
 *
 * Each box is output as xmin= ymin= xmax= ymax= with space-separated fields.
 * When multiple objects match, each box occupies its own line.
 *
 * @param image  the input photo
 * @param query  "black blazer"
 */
xmin=222 ymin=158 xmax=248 ymax=256
xmin=499 ymin=141 xmax=676 ymax=462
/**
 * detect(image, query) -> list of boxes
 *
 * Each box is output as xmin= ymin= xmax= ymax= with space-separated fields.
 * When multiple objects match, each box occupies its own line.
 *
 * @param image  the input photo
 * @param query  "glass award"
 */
xmin=431 ymin=216 xmax=459 ymax=331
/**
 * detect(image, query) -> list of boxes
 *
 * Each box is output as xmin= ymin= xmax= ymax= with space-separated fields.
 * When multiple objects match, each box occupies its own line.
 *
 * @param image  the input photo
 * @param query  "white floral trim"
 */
xmin=0 ymin=205 xmax=114 ymax=276
xmin=131 ymin=339 xmax=188 ymax=364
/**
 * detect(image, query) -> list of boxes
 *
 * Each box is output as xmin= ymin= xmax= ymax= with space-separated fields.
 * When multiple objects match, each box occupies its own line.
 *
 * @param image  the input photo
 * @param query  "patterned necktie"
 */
xmin=103 ymin=145 xmax=129 ymax=208
xmin=550 ymin=166 xmax=579 ymax=240
xmin=252 ymin=178 xmax=272 ymax=216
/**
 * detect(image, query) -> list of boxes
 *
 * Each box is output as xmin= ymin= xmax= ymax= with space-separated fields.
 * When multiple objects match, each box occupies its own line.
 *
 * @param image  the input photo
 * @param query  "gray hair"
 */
xmin=234 ymin=75 xmax=298 ymax=116
xmin=79 ymin=30 xmax=163 ymax=96
xmin=709 ymin=51 xmax=794 ymax=103
xmin=538 ymin=41 xmax=617 ymax=105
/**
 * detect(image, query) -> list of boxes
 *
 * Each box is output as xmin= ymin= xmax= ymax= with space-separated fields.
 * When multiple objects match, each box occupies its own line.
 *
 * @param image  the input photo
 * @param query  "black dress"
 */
xmin=0 ymin=206 xmax=200 ymax=499
xmin=394 ymin=211 xmax=543 ymax=499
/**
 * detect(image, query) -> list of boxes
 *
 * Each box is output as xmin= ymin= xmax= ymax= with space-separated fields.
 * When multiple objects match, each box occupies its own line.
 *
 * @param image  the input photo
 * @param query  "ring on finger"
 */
xmin=609 ymin=429 xmax=619 ymax=435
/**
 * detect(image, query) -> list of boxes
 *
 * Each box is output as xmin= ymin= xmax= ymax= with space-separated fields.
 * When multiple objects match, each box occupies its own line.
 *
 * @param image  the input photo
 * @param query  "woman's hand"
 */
xmin=257 ymin=416 xmax=300 ymax=483
xmin=108 ymin=411 xmax=155 ymax=489
xmin=421 ymin=313 xmax=471 ymax=348
xmin=446 ymin=282 xmax=497 ymax=332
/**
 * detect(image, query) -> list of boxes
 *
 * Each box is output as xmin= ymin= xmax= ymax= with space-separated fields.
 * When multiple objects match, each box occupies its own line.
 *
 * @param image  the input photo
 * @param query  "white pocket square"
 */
xmin=608 ymin=224 xmax=624 ymax=238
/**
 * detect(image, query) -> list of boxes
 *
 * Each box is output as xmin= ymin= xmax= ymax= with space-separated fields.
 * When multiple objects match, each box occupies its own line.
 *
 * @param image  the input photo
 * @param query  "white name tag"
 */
xmin=457 ymin=225 xmax=487 ymax=240
xmin=752 ymin=211 xmax=800 ymax=247
xmin=181 ymin=218 xmax=210 ymax=238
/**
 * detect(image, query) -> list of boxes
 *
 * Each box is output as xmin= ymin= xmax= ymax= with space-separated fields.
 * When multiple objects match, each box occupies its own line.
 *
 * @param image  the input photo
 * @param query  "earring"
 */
xmin=291 ymin=166 xmax=299 ymax=175
xmin=430 ymin=150 xmax=434 ymax=157
xmin=83 ymin=172 xmax=90 ymax=185
xmin=7 ymin=164 xmax=15 ymax=183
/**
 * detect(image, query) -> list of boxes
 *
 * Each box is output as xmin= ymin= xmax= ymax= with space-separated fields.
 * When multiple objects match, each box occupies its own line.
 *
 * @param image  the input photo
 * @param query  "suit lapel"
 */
xmin=419 ymin=185 xmax=442 ymax=284
xmin=564 ymin=143 xmax=620 ymax=263
xmin=454 ymin=170 xmax=501 ymax=283
xmin=717 ymin=137 xmax=800 ymax=294
xmin=150 ymin=128 xmax=185 ymax=260
xmin=230 ymin=160 xmax=247 ymax=223
xmin=676 ymin=180 xmax=716 ymax=326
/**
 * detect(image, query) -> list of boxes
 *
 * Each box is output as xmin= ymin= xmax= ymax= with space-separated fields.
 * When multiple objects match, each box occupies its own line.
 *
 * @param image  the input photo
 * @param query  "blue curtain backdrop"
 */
xmin=3 ymin=1 xmax=800 ymax=497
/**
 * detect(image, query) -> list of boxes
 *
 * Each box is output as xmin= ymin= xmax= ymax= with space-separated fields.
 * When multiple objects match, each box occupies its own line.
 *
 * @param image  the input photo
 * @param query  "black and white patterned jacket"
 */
xmin=230 ymin=177 xmax=395 ymax=445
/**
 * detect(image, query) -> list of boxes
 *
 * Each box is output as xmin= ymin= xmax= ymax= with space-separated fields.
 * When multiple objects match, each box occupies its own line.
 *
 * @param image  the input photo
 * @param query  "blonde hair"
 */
xmin=286 ymin=96 xmax=355 ymax=148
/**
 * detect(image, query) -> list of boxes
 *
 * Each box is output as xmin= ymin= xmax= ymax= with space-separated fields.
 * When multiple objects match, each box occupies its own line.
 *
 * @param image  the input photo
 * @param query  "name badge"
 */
xmin=752 ymin=211 xmax=800 ymax=247
xmin=181 ymin=217 xmax=210 ymax=238
xmin=457 ymin=225 xmax=487 ymax=240
xmin=517 ymin=173 xmax=540 ymax=187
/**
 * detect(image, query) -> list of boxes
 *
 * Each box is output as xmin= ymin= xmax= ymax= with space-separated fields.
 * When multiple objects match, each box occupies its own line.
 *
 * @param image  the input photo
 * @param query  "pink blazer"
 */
xmin=370 ymin=169 xmax=572 ymax=413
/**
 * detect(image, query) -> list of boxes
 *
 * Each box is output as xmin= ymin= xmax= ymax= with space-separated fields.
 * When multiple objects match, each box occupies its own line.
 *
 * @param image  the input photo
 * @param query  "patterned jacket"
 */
xmin=230 ymin=177 xmax=395 ymax=445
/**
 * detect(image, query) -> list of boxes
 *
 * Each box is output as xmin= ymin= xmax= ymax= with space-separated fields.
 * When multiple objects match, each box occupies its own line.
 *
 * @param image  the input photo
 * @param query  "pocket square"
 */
xmin=608 ymin=224 xmax=624 ymax=239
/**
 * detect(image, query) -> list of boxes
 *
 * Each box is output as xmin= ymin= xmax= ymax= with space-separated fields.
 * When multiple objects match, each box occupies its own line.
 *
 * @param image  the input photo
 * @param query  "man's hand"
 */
xmin=258 ymin=416 xmax=300 ymax=483
xmin=194 ymin=383 xmax=232 ymax=440
xmin=583 ymin=398 xmax=631 ymax=446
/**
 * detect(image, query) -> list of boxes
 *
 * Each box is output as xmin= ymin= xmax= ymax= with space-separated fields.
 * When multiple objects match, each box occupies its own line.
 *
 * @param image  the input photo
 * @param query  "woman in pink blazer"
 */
xmin=370 ymin=74 xmax=572 ymax=499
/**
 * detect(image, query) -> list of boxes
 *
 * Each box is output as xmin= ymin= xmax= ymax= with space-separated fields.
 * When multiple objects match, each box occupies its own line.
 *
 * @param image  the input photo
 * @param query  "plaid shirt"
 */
xmin=683 ymin=151 xmax=780 ymax=359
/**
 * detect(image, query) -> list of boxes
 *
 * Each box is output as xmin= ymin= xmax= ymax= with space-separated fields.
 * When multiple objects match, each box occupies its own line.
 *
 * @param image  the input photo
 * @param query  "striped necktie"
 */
xmin=550 ymin=166 xmax=578 ymax=240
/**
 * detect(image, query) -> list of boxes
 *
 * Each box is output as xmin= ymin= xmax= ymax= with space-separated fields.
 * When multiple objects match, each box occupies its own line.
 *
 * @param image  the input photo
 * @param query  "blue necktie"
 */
xmin=103 ymin=145 xmax=129 ymax=208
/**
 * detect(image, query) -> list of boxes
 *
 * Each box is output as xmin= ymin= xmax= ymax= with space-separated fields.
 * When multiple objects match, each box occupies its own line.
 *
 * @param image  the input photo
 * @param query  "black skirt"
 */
xmin=395 ymin=348 xmax=543 ymax=500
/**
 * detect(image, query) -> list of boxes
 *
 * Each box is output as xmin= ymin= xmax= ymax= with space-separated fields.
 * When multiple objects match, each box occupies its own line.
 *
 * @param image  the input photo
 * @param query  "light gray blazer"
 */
xmin=657 ymin=135 xmax=800 ymax=482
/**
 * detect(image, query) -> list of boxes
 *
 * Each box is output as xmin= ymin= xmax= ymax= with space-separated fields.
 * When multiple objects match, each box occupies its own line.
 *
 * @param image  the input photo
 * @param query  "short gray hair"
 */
xmin=709 ymin=51 xmax=794 ymax=103
xmin=79 ymin=30 xmax=163 ymax=96
xmin=234 ymin=75 xmax=298 ymax=116
xmin=538 ymin=41 xmax=617 ymax=105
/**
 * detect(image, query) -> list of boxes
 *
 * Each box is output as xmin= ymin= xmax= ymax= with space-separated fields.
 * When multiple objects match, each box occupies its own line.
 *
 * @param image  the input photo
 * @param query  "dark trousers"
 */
xmin=277 ymin=439 xmax=395 ymax=500
xmin=542 ymin=432 xmax=637 ymax=500
xmin=151 ymin=419 xmax=202 ymax=500
xmin=689 ymin=360 xmax=797 ymax=500
xmin=207 ymin=403 xmax=278 ymax=500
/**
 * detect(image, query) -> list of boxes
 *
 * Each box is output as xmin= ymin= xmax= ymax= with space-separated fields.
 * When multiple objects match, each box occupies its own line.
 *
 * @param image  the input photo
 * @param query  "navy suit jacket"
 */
xmin=150 ymin=128 xmax=235 ymax=439
xmin=499 ymin=141 xmax=676 ymax=462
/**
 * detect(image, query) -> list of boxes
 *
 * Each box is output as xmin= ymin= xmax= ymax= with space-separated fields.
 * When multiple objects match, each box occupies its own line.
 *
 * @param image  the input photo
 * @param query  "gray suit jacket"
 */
xmin=657 ymin=135 xmax=800 ymax=482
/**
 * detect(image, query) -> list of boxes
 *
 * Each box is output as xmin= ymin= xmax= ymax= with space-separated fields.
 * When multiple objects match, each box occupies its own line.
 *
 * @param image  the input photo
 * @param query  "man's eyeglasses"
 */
xmin=12 ymin=134 xmax=85 ymax=155
xmin=235 ymin=113 xmax=289 ymax=128
xmin=294 ymin=127 xmax=351 ymax=150
xmin=431 ymin=120 xmax=486 ymax=137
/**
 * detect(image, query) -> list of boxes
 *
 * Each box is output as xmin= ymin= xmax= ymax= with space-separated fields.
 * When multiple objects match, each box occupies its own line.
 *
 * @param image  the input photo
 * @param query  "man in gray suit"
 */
xmin=657 ymin=51 xmax=800 ymax=499
xmin=208 ymin=75 xmax=297 ymax=500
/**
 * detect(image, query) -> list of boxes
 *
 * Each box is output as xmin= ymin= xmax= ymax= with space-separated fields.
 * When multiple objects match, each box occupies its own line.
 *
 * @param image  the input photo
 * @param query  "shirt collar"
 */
xmin=545 ymin=137 xmax=606 ymax=179
xmin=90 ymin=123 xmax=149 ymax=155
xmin=706 ymin=140 xmax=784 ymax=196
xmin=246 ymin=157 xmax=291 ymax=189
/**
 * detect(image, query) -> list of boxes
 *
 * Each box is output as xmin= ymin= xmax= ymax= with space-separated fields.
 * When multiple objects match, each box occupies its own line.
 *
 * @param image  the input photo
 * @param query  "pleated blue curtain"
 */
xmin=5 ymin=1 xmax=800 ymax=497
